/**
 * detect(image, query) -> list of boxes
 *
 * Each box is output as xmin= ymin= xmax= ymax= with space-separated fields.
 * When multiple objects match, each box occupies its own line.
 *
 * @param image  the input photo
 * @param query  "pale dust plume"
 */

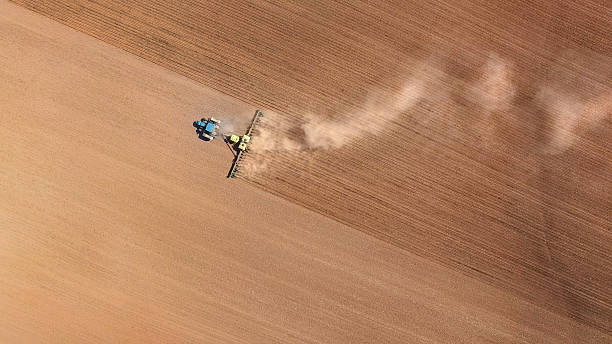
xmin=537 ymin=87 xmax=611 ymax=153
xmin=239 ymin=156 xmax=269 ymax=178
xmin=248 ymin=111 xmax=305 ymax=152
xmin=302 ymin=76 xmax=427 ymax=150
xmin=218 ymin=116 xmax=238 ymax=135
xmin=460 ymin=53 xmax=517 ymax=144
xmin=466 ymin=53 xmax=516 ymax=113
xmin=250 ymin=61 xmax=439 ymax=154
xmin=247 ymin=54 xmax=519 ymax=158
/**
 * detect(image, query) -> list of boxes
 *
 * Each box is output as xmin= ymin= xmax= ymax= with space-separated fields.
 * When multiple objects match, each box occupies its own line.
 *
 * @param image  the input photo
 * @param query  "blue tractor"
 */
xmin=193 ymin=117 xmax=220 ymax=140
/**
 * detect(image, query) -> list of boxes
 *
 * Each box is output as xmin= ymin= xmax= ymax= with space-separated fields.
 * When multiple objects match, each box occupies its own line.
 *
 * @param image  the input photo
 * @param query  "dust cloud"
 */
xmin=537 ymin=87 xmax=611 ymax=153
xmin=248 ymin=112 xmax=305 ymax=152
xmin=466 ymin=53 xmax=516 ymax=113
xmin=302 ymin=78 xmax=426 ymax=150
xmin=249 ymin=61 xmax=440 ymax=153
xmin=242 ymin=52 xmax=609 ymax=176
xmin=218 ymin=117 xmax=237 ymax=135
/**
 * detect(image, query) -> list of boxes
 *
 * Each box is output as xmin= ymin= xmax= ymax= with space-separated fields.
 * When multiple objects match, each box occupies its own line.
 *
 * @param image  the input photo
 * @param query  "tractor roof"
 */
xmin=205 ymin=122 xmax=216 ymax=132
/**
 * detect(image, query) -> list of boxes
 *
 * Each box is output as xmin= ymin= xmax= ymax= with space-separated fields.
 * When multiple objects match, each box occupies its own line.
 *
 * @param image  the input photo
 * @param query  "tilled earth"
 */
xmin=4 ymin=0 xmax=612 ymax=340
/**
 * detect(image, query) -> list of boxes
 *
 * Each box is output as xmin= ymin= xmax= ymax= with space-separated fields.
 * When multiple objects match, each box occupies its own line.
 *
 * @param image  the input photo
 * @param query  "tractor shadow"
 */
xmin=223 ymin=137 xmax=240 ymax=157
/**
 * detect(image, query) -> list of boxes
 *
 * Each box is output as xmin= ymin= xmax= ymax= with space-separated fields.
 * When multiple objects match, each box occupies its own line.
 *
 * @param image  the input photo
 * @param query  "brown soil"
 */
xmin=3 ymin=0 xmax=611 ymax=341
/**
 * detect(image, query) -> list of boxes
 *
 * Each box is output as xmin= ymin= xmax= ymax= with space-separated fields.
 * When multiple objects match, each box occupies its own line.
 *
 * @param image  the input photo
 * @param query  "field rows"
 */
xmin=244 ymin=98 xmax=611 ymax=330
xmin=10 ymin=0 xmax=612 ymax=334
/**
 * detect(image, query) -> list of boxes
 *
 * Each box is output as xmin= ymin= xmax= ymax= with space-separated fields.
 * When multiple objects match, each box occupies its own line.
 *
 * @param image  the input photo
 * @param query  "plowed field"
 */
xmin=4 ymin=0 xmax=612 ymax=340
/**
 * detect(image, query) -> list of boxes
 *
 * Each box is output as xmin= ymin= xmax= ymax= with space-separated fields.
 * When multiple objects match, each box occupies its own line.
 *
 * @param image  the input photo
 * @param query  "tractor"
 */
xmin=193 ymin=117 xmax=220 ymax=140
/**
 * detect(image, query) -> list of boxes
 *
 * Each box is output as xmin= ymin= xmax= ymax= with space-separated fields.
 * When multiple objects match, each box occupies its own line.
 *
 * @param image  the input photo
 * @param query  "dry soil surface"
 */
xmin=2 ymin=0 xmax=611 ymax=341
xmin=10 ymin=0 xmax=611 ymax=333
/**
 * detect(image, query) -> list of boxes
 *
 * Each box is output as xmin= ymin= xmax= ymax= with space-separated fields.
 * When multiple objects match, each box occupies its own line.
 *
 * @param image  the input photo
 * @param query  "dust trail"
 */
xmin=246 ymin=54 xmax=517 ymax=157
xmin=466 ymin=53 xmax=516 ymax=113
xmin=302 ymin=77 xmax=426 ymax=150
xmin=218 ymin=119 xmax=236 ymax=135
xmin=239 ymin=156 xmax=269 ymax=178
xmin=216 ymin=116 xmax=239 ymax=136
xmin=245 ymin=53 xmax=610 ymax=175
xmin=537 ymin=87 xmax=611 ymax=153
xmin=457 ymin=53 xmax=518 ymax=145
xmin=248 ymin=111 xmax=305 ymax=152
xmin=249 ymin=61 xmax=441 ymax=154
